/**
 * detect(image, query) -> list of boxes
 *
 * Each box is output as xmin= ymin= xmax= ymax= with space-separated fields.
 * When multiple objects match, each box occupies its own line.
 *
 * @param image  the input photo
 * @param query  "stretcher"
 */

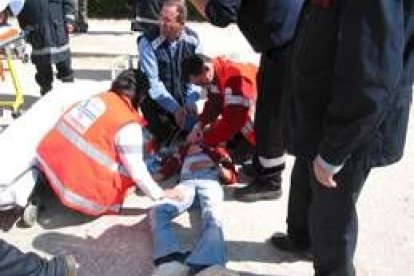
xmin=0 ymin=25 xmax=28 ymax=120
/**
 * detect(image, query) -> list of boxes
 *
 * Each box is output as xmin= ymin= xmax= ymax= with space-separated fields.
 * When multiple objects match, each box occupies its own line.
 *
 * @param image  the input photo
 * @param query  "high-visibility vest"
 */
xmin=214 ymin=57 xmax=257 ymax=145
xmin=37 ymin=92 xmax=145 ymax=216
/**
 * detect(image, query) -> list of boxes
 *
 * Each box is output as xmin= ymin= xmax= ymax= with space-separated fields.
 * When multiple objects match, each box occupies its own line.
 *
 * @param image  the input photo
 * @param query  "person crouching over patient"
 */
xmin=36 ymin=69 xmax=183 ymax=216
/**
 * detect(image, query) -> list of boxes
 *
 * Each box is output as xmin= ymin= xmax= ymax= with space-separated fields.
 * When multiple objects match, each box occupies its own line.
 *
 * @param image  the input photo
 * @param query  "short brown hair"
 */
xmin=163 ymin=0 xmax=187 ymax=25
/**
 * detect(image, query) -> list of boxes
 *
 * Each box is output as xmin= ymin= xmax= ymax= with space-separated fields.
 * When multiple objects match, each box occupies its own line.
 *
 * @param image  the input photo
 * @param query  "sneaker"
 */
xmin=269 ymin=232 xmax=312 ymax=260
xmin=194 ymin=265 xmax=240 ymax=276
xmin=233 ymin=180 xmax=282 ymax=202
xmin=20 ymin=202 xmax=38 ymax=227
xmin=152 ymin=261 xmax=190 ymax=276
xmin=60 ymin=255 xmax=77 ymax=276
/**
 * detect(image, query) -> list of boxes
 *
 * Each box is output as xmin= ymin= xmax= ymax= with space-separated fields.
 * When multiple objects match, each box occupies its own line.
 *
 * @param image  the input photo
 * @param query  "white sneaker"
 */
xmin=151 ymin=261 xmax=190 ymax=276
xmin=195 ymin=265 xmax=240 ymax=276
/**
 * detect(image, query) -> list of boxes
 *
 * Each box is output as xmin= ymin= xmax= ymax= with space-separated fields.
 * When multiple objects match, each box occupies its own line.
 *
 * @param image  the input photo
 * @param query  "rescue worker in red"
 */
xmin=183 ymin=54 xmax=257 ymax=166
xmin=36 ymin=69 xmax=183 ymax=216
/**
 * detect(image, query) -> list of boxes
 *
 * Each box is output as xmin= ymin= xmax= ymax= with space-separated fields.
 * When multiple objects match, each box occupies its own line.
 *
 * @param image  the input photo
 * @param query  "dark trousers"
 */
xmin=76 ymin=0 xmax=88 ymax=25
xmin=253 ymin=47 xmax=289 ymax=179
xmin=287 ymin=157 xmax=370 ymax=276
xmin=34 ymin=57 xmax=73 ymax=89
xmin=0 ymin=239 xmax=65 ymax=276
xmin=140 ymin=97 xmax=179 ymax=145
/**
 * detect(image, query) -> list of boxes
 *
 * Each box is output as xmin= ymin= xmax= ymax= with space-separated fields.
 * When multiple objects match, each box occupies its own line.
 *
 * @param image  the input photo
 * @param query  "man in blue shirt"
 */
xmin=138 ymin=0 xmax=202 ymax=145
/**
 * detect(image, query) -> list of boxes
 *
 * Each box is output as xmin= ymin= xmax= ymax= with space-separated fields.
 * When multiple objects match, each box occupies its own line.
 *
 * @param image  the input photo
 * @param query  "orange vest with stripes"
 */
xmin=37 ymin=92 xmax=145 ymax=216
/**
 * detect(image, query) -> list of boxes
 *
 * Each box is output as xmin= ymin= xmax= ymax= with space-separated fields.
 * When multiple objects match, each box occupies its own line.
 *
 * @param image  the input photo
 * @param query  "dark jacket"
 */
xmin=143 ymin=27 xmax=200 ymax=105
xmin=205 ymin=0 xmax=304 ymax=52
xmin=285 ymin=0 xmax=414 ymax=168
xmin=17 ymin=0 xmax=75 ymax=64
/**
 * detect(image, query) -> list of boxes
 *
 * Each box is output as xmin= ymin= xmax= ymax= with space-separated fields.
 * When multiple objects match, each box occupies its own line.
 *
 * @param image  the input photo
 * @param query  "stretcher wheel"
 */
xmin=11 ymin=110 xmax=21 ymax=119
xmin=20 ymin=202 xmax=38 ymax=227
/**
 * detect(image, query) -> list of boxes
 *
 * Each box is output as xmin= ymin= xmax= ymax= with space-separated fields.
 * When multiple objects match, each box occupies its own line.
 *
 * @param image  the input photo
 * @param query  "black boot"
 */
xmin=233 ymin=172 xmax=282 ymax=202
xmin=269 ymin=232 xmax=312 ymax=260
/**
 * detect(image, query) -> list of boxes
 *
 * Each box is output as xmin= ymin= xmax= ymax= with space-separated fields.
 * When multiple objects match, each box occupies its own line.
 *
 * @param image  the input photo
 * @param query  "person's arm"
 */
xmin=138 ymin=37 xmax=181 ymax=113
xmin=203 ymin=77 xmax=252 ymax=146
xmin=317 ymin=0 xmax=406 ymax=169
xmin=62 ymin=0 xmax=76 ymax=25
xmin=116 ymin=123 xmax=165 ymax=200
xmin=188 ymin=0 xmax=240 ymax=27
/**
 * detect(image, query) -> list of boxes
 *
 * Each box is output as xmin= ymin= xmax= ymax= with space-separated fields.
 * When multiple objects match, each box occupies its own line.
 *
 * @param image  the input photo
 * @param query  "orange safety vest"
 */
xmin=214 ymin=57 xmax=257 ymax=145
xmin=37 ymin=92 xmax=145 ymax=216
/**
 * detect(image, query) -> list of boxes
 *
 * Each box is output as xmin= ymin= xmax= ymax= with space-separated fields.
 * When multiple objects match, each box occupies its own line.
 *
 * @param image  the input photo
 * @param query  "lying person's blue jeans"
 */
xmin=150 ymin=173 xmax=225 ymax=269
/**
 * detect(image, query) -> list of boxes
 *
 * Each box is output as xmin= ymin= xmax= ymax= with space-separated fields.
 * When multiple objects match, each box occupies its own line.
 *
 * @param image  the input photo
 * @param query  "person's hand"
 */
xmin=174 ymin=107 xmax=186 ymax=129
xmin=186 ymin=123 xmax=203 ymax=144
xmin=163 ymin=187 xmax=184 ymax=201
xmin=313 ymin=157 xmax=337 ymax=188
xmin=185 ymin=103 xmax=198 ymax=116
xmin=65 ymin=23 xmax=75 ymax=34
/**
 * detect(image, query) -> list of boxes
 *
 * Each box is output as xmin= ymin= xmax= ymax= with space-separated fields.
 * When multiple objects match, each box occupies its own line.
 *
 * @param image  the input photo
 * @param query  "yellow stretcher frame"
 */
xmin=0 ymin=30 xmax=25 ymax=117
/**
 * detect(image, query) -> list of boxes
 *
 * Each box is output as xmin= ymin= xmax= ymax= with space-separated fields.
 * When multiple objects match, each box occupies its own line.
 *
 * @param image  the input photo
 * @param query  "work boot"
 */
xmin=269 ymin=232 xmax=312 ymax=261
xmin=40 ymin=85 xmax=52 ymax=96
xmin=233 ymin=174 xmax=282 ymax=202
xmin=57 ymin=73 xmax=75 ymax=83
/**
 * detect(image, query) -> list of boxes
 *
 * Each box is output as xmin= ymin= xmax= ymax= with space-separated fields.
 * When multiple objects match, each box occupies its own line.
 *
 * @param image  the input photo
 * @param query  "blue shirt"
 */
xmin=138 ymin=33 xmax=203 ymax=114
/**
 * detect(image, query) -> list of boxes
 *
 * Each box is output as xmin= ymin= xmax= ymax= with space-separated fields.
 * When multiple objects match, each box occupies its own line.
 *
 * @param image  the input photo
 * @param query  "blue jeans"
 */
xmin=150 ymin=178 xmax=225 ymax=267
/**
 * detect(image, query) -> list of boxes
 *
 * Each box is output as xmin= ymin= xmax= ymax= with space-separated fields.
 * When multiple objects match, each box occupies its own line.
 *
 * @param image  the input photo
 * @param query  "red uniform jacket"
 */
xmin=199 ymin=57 xmax=257 ymax=146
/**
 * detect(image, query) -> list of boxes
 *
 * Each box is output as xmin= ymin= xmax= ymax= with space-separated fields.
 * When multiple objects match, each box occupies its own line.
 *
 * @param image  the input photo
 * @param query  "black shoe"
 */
xmin=269 ymin=232 xmax=312 ymax=260
xmin=57 ymin=74 xmax=75 ymax=83
xmin=233 ymin=181 xmax=282 ymax=202
xmin=40 ymin=85 xmax=52 ymax=95
xmin=74 ymin=23 xmax=88 ymax=33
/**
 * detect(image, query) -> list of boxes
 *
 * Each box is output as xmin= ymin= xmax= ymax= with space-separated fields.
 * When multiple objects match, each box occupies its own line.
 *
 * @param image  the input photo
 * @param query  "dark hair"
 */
xmin=111 ymin=69 xmax=149 ymax=108
xmin=181 ymin=54 xmax=212 ymax=82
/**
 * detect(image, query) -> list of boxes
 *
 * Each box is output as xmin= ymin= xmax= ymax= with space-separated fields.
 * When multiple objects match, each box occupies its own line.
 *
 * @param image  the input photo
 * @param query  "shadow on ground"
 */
xmin=33 ymin=221 xmax=154 ymax=276
xmin=74 ymin=69 xmax=112 ymax=81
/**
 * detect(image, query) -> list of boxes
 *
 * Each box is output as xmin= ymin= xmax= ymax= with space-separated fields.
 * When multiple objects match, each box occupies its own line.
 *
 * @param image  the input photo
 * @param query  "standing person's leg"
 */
xmin=34 ymin=61 xmax=53 ymax=95
xmin=270 ymin=157 xmax=311 ymax=255
xmin=309 ymin=158 xmax=370 ymax=276
xmin=150 ymin=181 xmax=196 ymax=265
xmin=185 ymin=179 xmax=225 ymax=270
xmin=234 ymin=47 xmax=288 ymax=201
xmin=75 ymin=0 xmax=88 ymax=33
xmin=0 ymin=239 xmax=77 ymax=276
xmin=56 ymin=57 xmax=74 ymax=82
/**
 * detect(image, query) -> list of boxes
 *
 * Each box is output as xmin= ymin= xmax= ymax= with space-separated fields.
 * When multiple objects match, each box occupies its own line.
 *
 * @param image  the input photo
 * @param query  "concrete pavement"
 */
xmin=1 ymin=19 xmax=413 ymax=276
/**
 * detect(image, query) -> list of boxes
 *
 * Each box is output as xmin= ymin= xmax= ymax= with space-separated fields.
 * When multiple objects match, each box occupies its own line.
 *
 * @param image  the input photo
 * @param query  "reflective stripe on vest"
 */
xmin=224 ymin=88 xmax=251 ymax=108
xmin=240 ymin=119 xmax=255 ymax=144
xmin=56 ymin=121 xmax=129 ymax=177
xmin=38 ymin=156 xmax=121 ymax=214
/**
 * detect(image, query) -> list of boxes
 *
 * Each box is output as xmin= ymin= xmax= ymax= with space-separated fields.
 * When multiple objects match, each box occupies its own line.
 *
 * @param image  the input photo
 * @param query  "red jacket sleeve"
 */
xmin=203 ymin=76 xmax=253 ymax=146
xmin=198 ymin=92 xmax=222 ymax=128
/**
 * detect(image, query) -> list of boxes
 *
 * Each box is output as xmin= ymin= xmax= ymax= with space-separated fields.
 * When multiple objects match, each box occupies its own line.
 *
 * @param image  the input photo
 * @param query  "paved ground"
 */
xmin=1 ymin=20 xmax=414 ymax=276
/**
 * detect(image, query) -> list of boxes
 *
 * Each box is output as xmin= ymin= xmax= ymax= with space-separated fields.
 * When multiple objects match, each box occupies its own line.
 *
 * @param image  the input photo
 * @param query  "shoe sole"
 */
xmin=64 ymin=255 xmax=78 ymax=276
xmin=234 ymin=190 xmax=282 ymax=202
